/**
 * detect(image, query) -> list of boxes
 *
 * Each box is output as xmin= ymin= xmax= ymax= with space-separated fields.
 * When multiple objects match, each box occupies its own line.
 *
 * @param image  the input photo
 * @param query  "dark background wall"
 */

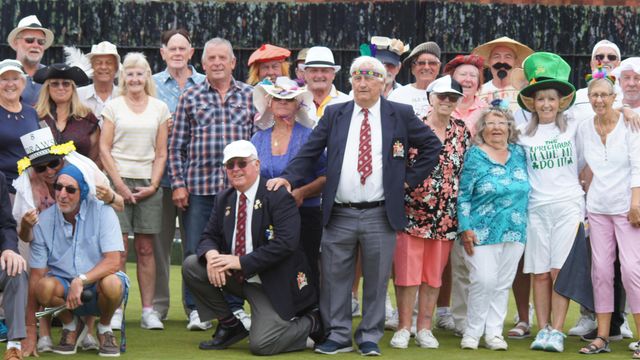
xmin=1 ymin=0 xmax=638 ymax=91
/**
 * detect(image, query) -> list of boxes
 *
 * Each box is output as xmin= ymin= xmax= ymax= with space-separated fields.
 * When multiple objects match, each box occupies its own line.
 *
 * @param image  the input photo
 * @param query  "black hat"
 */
xmin=34 ymin=63 xmax=89 ymax=86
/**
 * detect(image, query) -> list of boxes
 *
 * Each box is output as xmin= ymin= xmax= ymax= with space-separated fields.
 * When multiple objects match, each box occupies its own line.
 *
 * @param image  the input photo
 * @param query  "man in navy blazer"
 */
xmin=182 ymin=140 xmax=322 ymax=355
xmin=268 ymin=56 xmax=441 ymax=355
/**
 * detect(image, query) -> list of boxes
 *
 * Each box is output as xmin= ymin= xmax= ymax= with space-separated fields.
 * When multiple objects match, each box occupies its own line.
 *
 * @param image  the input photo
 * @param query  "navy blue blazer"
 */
xmin=282 ymin=98 xmax=442 ymax=231
xmin=197 ymin=177 xmax=317 ymax=320
xmin=0 ymin=173 xmax=18 ymax=253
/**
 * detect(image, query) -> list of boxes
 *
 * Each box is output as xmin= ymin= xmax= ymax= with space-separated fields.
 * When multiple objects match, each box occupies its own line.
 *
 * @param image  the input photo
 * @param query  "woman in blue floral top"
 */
xmin=456 ymin=104 xmax=530 ymax=350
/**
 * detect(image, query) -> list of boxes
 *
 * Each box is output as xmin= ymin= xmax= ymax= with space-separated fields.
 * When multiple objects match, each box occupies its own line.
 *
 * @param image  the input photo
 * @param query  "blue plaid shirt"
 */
xmin=169 ymin=78 xmax=256 ymax=195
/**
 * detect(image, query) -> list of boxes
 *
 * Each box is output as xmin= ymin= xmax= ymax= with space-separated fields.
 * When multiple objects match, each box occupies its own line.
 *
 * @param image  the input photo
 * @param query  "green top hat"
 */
xmin=517 ymin=52 xmax=576 ymax=112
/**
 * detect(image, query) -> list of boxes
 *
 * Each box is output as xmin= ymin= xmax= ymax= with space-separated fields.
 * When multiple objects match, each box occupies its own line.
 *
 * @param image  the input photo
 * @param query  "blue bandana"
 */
xmin=57 ymin=163 xmax=89 ymax=201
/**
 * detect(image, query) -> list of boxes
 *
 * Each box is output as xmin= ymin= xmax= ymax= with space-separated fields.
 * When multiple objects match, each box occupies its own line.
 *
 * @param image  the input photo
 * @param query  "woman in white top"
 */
xmin=516 ymin=53 xmax=583 ymax=353
xmin=577 ymin=77 xmax=640 ymax=356
xmin=100 ymin=52 xmax=170 ymax=330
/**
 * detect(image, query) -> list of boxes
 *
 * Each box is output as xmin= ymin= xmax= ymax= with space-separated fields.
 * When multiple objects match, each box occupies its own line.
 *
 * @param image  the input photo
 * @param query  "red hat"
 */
xmin=248 ymin=44 xmax=291 ymax=66
xmin=443 ymin=54 xmax=485 ymax=75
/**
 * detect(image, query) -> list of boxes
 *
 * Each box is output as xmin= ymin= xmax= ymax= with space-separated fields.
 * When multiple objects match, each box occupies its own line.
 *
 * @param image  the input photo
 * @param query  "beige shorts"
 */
xmin=115 ymin=178 xmax=163 ymax=234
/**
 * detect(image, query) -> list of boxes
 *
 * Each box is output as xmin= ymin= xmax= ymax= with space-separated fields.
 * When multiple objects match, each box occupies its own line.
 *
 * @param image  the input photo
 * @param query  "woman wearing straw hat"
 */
xmin=251 ymin=77 xmax=326 ymax=289
xmin=516 ymin=52 xmax=582 ymax=353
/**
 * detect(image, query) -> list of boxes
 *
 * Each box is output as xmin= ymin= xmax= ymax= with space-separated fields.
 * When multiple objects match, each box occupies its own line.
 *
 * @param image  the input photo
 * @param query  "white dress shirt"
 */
xmin=231 ymin=176 xmax=260 ymax=283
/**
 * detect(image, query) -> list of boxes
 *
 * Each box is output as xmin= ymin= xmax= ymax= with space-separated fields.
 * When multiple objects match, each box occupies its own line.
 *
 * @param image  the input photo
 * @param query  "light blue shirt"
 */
xmin=31 ymin=198 xmax=123 ymax=278
xmin=457 ymin=144 xmax=530 ymax=246
xmin=152 ymin=66 xmax=206 ymax=187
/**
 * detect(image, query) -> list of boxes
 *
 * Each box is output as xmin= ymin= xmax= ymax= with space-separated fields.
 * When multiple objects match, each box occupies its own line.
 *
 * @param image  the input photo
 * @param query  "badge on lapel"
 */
xmin=254 ymin=199 xmax=263 ymax=210
xmin=392 ymin=138 xmax=405 ymax=158
xmin=225 ymin=206 xmax=231 ymax=217
xmin=265 ymin=225 xmax=275 ymax=241
xmin=297 ymin=272 xmax=308 ymax=290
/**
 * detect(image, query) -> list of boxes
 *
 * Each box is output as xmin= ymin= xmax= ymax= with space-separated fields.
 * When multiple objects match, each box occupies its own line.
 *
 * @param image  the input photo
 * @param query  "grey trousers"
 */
xmin=321 ymin=206 xmax=396 ymax=345
xmin=152 ymin=187 xmax=186 ymax=318
xmin=182 ymin=255 xmax=311 ymax=355
xmin=0 ymin=268 xmax=28 ymax=340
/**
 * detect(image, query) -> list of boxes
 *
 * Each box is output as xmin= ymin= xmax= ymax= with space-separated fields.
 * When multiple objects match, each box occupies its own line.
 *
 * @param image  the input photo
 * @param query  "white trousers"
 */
xmin=464 ymin=242 xmax=524 ymax=338
xmin=450 ymin=241 xmax=469 ymax=332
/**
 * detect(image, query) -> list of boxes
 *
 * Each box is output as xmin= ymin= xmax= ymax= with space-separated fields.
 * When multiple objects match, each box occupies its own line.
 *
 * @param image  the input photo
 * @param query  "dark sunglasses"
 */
xmin=19 ymin=36 xmax=47 ymax=46
xmin=225 ymin=159 xmax=255 ymax=170
xmin=595 ymin=54 xmax=618 ymax=62
xmin=436 ymin=93 xmax=461 ymax=102
xmin=53 ymin=183 xmax=78 ymax=194
xmin=49 ymin=80 xmax=73 ymax=89
xmin=33 ymin=158 xmax=62 ymax=173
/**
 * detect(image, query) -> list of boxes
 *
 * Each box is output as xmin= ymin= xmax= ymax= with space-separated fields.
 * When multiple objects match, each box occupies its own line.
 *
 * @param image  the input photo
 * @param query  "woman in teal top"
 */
xmin=456 ymin=102 xmax=530 ymax=350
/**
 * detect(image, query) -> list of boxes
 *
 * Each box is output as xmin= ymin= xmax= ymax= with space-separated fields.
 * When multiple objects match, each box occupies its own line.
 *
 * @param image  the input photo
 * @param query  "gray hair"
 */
xmin=474 ymin=108 xmax=519 ymax=145
xmin=524 ymin=88 xmax=568 ymax=137
xmin=349 ymin=56 xmax=386 ymax=84
xmin=201 ymin=37 xmax=235 ymax=63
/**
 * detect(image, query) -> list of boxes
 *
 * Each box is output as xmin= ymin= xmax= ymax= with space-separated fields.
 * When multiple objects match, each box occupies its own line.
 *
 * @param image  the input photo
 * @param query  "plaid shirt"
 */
xmin=169 ymin=78 xmax=255 ymax=195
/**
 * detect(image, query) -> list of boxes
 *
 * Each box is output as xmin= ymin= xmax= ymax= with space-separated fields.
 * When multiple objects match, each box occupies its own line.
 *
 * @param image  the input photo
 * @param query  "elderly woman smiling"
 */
xmin=457 ymin=101 xmax=530 ymax=351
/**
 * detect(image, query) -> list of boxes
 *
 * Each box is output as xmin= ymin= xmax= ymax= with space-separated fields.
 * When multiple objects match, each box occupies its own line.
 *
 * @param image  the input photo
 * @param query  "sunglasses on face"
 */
xmin=49 ymin=80 xmax=73 ymax=89
xmin=436 ymin=93 xmax=461 ymax=102
xmin=225 ymin=159 xmax=255 ymax=170
xmin=595 ymin=54 xmax=618 ymax=62
xmin=33 ymin=158 xmax=61 ymax=173
xmin=412 ymin=60 xmax=440 ymax=67
xmin=19 ymin=36 xmax=46 ymax=46
xmin=53 ymin=183 xmax=78 ymax=194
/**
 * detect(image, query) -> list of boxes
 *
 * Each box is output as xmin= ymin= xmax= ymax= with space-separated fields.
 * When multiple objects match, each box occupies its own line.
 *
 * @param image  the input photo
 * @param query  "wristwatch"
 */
xmin=78 ymin=273 xmax=89 ymax=285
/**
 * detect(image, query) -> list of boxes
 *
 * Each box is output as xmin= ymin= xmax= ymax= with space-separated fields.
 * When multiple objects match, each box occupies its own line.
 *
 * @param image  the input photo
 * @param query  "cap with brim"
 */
xmin=223 ymin=140 xmax=258 ymax=164
xmin=517 ymin=52 xmax=576 ymax=112
xmin=426 ymin=75 xmax=464 ymax=105
xmin=7 ymin=15 xmax=54 ymax=50
xmin=86 ymin=41 xmax=121 ymax=64
xmin=375 ymin=50 xmax=401 ymax=66
xmin=300 ymin=46 xmax=341 ymax=71
xmin=34 ymin=63 xmax=90 ymax=86
xmin=402 ymin=41 xmax=441 ymax=67
xmin=0 ymin=59 xmax=25 ymax=76
xmin=248 ymin=44 xmax=291 ymax=67
xmin=253 ymin=77 xmax=314 ymax=130
xmin=611 ymin=57 xmax=640 ymax=78
xmin=471 ymin=36 xmax=533 ymax=68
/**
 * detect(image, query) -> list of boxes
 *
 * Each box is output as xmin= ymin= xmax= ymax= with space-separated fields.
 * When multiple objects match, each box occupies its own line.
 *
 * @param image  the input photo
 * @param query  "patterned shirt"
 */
xmin=169 ymin=78 xmax=256 ymax=195
xmin=457 ymin=144 xmax=530 ymax=246
xmin=405 ymin=118 xmax=471 ymax=241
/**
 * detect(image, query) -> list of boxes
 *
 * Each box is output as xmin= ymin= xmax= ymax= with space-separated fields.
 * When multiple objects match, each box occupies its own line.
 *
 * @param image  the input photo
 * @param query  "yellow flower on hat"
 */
xmin=49 ymin=141 xmax=76 ymax=155
xmin=17 ymin=157 xmax=31 ymax=176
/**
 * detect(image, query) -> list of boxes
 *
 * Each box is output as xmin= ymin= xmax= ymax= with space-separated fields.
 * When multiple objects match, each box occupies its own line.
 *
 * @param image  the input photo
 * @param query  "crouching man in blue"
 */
xmin=182 ymin=140 xmax=322 ymax=355
xmin=28 ymin=164 xmax=128 ymax=357
xmin=0 ymin=173 xmax=28 ymax=360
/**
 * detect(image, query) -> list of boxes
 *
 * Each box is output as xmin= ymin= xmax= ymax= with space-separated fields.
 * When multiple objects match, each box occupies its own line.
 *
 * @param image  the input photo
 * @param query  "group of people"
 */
xmin=0 ymin=12 xmax=639 ymax=360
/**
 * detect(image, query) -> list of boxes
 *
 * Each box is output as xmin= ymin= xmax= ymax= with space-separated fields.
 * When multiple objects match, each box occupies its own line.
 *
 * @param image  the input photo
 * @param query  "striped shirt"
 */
xmin=169 ymin=78 xmax=255 ymax=195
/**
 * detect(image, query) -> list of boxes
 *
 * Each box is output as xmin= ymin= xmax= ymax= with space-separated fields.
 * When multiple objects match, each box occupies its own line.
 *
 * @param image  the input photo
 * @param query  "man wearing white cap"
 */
xmin=7 ymin=15 xmax=54 ymax=106
xmin=613 ymin=57 xmax=640 ymax=112
xmin=182 ymin=140 xmax=322 ymax=355
xmin=77 ymin=41 xmax=121 ymax=122
xmin=301 ymin=46 xmax=351 ymax=120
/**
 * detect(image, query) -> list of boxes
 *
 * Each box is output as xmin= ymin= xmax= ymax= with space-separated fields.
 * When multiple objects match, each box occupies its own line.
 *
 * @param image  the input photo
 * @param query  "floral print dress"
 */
xmin=405 ymin=118 xmax=471 ymax=241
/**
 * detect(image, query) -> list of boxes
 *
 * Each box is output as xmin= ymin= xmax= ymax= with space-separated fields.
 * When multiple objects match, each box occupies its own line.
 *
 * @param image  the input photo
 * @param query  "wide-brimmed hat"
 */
xmin=472 ymin=37 xmax=533 ymax=67
xmin=611 ymin=57 xmax=640 ymax=78
xmin=33 ymin=63 xmax=90 ymax=86
xmin=7 ymin=15 xmax=54 ymax=50
xmin=0 ymin=59 xmax=25 ymax=76
xmin=370 ymin=36 xmax=410 ymax=67
xmin=443 ymin=54 xmax=485 ymax=74
xmin=86 ymin=41 xmax=121 ymax=64
xmin=17 ymin=127 xmax=74 ymax=175
xmin=248 ymin=44 xmax=291 ymax=67
xmin=402 ymin=41 xmax=441 ymax=67
xmin=300 ymin=46 xmax=341 ymax=71
xmin=253 ymin=77 xmax=314 ymax=130
xmin=517 ymin=52 xmax=576 ymax=112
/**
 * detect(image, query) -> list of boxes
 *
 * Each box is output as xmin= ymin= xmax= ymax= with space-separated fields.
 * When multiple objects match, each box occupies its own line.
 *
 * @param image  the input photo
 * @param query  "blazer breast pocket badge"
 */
xmin=265 ymin=225 xmax=275 ymax=241
xmin=392 ymin=138 xmax=405 ymax=159
xmin=297 ymin=272 xmax=308 ymax=290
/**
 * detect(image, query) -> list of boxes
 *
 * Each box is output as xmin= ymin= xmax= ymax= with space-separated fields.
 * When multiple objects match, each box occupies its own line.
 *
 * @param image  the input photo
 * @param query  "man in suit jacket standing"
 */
xmin=182 ymin=140 xmax=322 ymax=355
xmin=268 ymin=56 xmax=442 ymax=355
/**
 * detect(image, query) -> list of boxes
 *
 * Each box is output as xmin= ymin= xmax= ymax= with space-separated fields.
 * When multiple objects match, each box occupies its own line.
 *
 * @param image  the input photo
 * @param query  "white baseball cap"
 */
xmin=223 ymin=140 xmax=258 ymax=164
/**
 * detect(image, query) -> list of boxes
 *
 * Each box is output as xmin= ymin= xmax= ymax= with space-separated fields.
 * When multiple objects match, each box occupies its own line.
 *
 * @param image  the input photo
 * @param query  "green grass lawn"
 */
xmin=14 ymin=263 xmax=637 ymax=359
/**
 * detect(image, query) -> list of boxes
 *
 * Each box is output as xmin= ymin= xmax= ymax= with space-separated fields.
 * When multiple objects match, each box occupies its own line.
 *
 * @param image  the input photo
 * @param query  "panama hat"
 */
xmin=300 ymin=46 xmax=341 ymax=71
xmin=517 ymin=52 xmax=576 ymax=112
xmin=7 ymin=15 xmax=54 ymax=50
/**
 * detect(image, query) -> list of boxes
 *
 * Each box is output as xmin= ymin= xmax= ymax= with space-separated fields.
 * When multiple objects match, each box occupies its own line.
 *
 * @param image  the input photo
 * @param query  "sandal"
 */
xmin=508 ymin=321 xmax=531 ymax=339
xmin=579 ymin=336 xmax=611 ymax=354
xmin=634 ymin=347 xmax=640 ymax=359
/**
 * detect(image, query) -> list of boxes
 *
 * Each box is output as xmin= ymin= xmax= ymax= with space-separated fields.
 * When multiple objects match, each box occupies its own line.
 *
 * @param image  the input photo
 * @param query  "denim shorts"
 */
xmin=53 ymin=271 xmax=129 ymax=317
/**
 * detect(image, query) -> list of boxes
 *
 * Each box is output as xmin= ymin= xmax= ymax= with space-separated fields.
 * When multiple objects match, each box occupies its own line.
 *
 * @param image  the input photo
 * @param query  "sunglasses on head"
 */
xmin=595 ymin=54 xmax=618 ymax=62
xmin=225 ymin=159 xmax=255 ymax=170
xmin=19 ymin=36 xmax=46 ymax=46
xmin=436 ymin=93 xmax=461 ymax=102
xmin=53 ymin=183 xmax=78 ymax=194
xmin=49 ymin=80 xmax=73 ymax=89
xmin=33 ymin=158 xmax=61 ymax=173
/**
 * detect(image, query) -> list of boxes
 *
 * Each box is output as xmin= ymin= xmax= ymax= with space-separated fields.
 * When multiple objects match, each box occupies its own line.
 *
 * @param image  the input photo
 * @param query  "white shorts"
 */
xmin=523 ymin=197 xmax=584 ymax=274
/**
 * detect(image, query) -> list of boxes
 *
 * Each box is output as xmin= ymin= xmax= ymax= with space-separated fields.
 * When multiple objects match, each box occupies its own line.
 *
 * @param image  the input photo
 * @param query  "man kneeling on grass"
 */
xmin=183 ymin=140 xmax=324 ymax=355
xmin=28 ymin=164 xmax=128 ymax=357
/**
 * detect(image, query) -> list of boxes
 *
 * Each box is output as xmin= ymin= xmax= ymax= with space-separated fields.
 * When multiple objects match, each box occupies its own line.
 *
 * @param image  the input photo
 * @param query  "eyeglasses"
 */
xmin=436 ymin=93 xmax=461 ymax=102
xmin=225 ymin=158 xmax=256 ymax=170
xmin=53 ymin=183 xmax=78 ymax=194
xmin=588 ymin=92 xmax=614 ymax=100
xmin=18 ymin=36 xmax=46 ymax=46
xmin=33 ymin=158 xmax=62 ymax=173
xmin=485 ymin=121 xmax=509 ymax=127
xmin=595 ymin=54 xmax=618 ymax=62
xmin=49 ymin=80 xmax=73 ymax=89
xmin=412 ymin=60 xmax=440 ymax=67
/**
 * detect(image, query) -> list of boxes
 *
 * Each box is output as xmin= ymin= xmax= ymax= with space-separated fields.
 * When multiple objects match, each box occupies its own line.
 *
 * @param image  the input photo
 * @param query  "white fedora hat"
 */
xmin=300 ymin=46 xmax=341 ymax=71
xmin=253 ymin=77 xmax=314 ymax=130
xmin=7 ymin=15 xmax=54 ymax=50
xmin=86 ymin=41 xmax=121 ymax=64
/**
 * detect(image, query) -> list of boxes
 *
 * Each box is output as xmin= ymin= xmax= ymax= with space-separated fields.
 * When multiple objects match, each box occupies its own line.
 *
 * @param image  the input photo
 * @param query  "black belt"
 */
xmin=334 ymin=201 xmax=385 ymax=210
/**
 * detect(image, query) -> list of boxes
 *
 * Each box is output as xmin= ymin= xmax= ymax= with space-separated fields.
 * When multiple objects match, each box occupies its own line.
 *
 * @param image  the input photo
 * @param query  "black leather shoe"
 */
xmin=199 ymin=321 xmax=249 ymax=350
xmin=306 ymin=308 xmax=326 ymax=344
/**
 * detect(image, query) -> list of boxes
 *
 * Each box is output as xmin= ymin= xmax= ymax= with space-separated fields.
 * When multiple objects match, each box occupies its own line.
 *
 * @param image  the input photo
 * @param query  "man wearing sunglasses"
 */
xmin=183 ymin=140 xmax=321 ymax=355
xmin=7 ymin=15 xmax=54 ymax=106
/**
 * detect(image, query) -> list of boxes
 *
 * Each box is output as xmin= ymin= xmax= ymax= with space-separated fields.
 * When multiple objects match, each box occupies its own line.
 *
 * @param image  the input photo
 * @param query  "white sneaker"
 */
xmin=484 ymin=335 xmax=508 ymax=350
xmin=622 ymin=317 xmax=634 ymax=338
xmin=233 ymin=309 xmax=251 ymax=331
xmin=186 ymin=310 xmax=212 ymax=331
xmin=435 ymin=312 xmax=455 ymax=331
xmin=110 ymin=308 xmax=123 ymax=331
xmin=141 ymin=310 xmax=164 ymax=330
xmin=390 ymin=328 xmax=411 ymax=349
xmin=351 ymin=295 xmax=361 ymax=317
xmin=415 ymin=329 xmax=439 ymax=349
xmin=384 ymin=310 xmax=398 ymax=330
xmin=37 ymin=335 xmax=53 ymax=352
xmin=81 ymin=333 xmax=99 ymax=351
xmin=385 ymin=293 xmax=395 ymax=321
xmin=629 ymin=340 xmax=639 ymax=351
xmin=460 ymin=335 xmax=479 ymax=350
xmin=568 ymin=314 xmax=597 ymax=336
